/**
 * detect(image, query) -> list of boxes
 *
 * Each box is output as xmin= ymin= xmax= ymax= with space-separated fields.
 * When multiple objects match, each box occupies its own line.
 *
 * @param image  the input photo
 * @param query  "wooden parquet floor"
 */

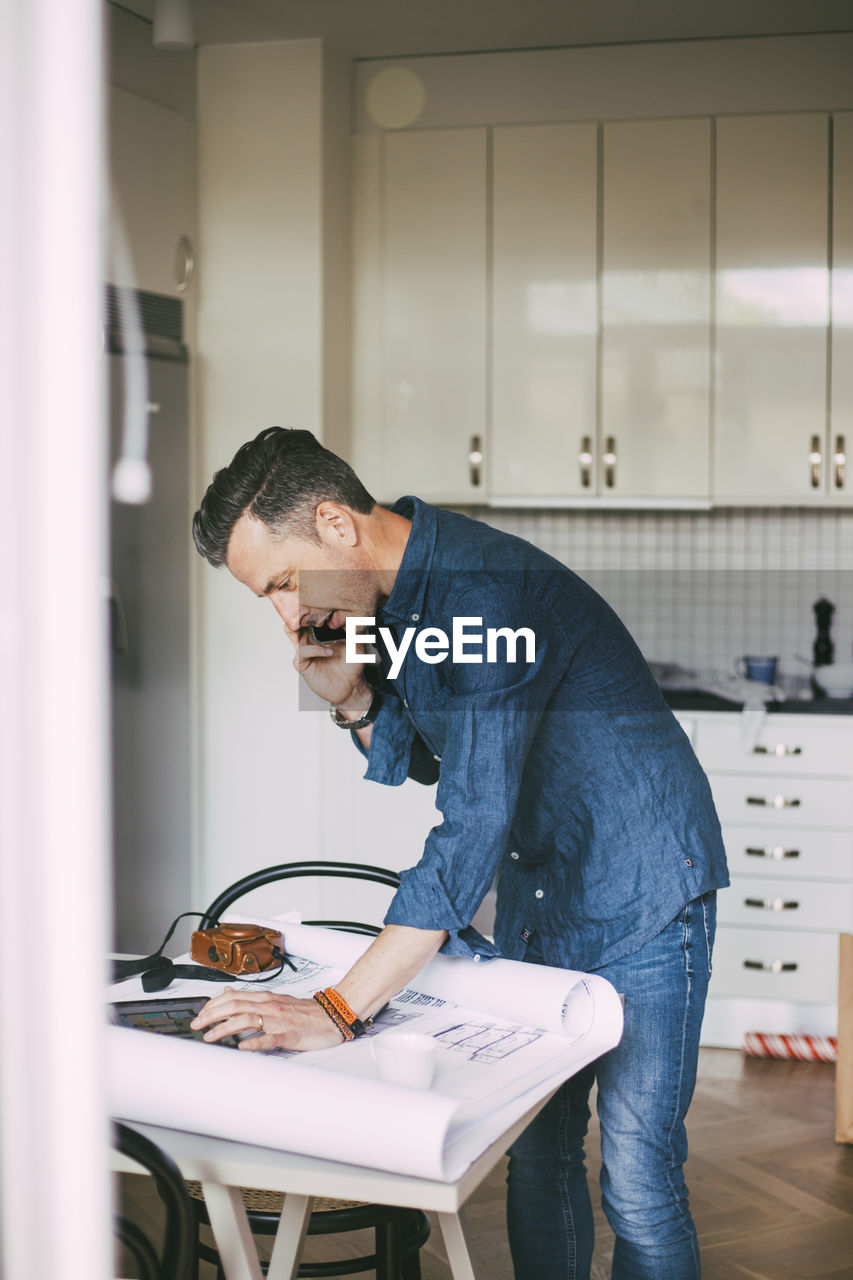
xmin=408 ymin=1050 xmax=853 ymax=1280
xmin=118 ymin=1048 xmax=853 ymax=1279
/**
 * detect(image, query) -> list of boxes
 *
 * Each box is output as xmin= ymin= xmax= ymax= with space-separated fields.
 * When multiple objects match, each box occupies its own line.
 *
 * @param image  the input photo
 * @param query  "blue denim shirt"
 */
xmin=357 ymin=497 xmax=728 ymax=972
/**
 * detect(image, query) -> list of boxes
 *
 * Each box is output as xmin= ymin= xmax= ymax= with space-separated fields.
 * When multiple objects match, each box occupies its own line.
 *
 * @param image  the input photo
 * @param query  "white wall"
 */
xmin=195 ymin=40 xmax=351 ymax=910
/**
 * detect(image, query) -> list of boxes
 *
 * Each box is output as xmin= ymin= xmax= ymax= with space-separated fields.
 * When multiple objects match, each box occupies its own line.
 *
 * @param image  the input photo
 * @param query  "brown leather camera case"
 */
xmin=190 ymin=923 xmax=283 ymax=975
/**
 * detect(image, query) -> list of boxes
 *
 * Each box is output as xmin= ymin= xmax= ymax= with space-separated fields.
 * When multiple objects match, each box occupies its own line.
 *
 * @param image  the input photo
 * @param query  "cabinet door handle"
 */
xmin=171 ymin=233 xmax=194 ymax=293
xmin=603 ymin=436 xmax=617 ymax=489
xmin=745 ymin=846 xmax=800 ymax=860
xmin=834 ymin=434 xmax=847 ymax=490
xmin=809 ymin=434 xmax=822 ymax=488
xmin=752 ymin=743 xmax=802 ymax=758
xmin=743 ymin=959 xmax=798 ymax=973
xmin=579 ymin=436 xmax=593 ymax=489
xmin=746 ymin=795 xmax=801 ymax=809
xmin=744 ymin=897 xmax=800 ymax=911
xmin=468 ymin=435 xmax=483 ymax=488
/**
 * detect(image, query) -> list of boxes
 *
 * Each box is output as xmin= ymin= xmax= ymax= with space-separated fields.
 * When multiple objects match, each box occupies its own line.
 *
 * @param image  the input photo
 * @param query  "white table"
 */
xmin=116 ymin=1090 xmax=555 ymax=1280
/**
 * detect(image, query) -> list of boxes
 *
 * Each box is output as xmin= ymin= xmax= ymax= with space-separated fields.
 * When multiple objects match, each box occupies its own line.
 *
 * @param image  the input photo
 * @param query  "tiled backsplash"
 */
xmin=475 ymin=507 xmax=853 ymax=682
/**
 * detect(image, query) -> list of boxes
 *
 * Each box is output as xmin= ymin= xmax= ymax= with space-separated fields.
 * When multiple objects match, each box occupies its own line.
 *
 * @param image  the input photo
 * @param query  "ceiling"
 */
xmin=113 ymin=0 xmax=853 ymax=61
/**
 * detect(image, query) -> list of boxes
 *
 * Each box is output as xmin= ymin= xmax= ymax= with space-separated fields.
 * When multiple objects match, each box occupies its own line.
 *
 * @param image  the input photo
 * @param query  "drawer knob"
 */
xmin=744 ymin=897 xmax=800 ymax=912
xmin=752 ymin=743 xmax=802 ymax=757
xmin=746 ymin=795 xmax=801 ymax=809
xmin=745 ymin=846 xmax=800 ymax=860
xmin=743 ymin=959 xmax=798 ymax=973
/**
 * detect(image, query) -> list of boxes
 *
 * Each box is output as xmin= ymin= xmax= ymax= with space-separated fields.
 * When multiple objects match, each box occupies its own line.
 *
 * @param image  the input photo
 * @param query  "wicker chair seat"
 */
xmin=185 ymin=1180 xmax=366 ymax=1215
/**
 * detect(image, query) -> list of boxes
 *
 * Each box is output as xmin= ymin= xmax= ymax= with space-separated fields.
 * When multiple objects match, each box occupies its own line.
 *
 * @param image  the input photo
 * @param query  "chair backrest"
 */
xmin=113 ymin=1122 xmax=195 ymax=1280
xmin=201 ymin=859 xmax=401 ymax=935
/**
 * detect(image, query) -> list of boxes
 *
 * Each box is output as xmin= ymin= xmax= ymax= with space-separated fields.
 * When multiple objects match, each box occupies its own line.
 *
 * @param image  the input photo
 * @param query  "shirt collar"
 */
xmin=380 ymin=496 xmax=438 ymax=626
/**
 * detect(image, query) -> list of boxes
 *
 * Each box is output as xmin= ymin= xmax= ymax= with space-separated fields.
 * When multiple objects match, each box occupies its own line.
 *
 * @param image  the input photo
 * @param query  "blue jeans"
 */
xmin=506 ymin=891 xmax=716 ymax=1280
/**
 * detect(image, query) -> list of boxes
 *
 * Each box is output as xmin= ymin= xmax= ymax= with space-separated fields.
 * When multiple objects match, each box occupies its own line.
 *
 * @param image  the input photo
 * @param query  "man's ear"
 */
xmin=315 ymin=502 xmax=358 ymax=547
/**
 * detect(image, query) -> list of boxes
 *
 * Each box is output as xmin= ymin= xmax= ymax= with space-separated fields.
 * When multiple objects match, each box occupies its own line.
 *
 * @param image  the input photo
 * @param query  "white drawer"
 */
xmin=723 ymin=825 xmax=853 ymax=880
xmin=710 ymin=924 xmax=838 ymax=1002
xmin=710 ymin=775 xmax=853 ymax=828
xmin=696 ymin=716 xmax=853 ymax=777
xmin=718 ymin=877 xmax=853 ymax=931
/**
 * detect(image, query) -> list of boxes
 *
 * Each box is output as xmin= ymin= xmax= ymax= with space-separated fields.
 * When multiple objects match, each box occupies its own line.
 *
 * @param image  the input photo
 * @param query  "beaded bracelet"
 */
xmin=313 ymin=987 xmax=369 ymax=1040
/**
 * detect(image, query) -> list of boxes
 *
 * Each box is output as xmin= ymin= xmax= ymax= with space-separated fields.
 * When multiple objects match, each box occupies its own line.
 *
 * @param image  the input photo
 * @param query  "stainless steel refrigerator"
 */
xmin=106 ymin=287 xmax=191 ymax=953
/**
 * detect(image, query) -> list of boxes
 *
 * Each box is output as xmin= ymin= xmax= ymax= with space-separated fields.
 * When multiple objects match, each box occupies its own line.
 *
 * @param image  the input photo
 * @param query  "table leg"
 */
xmin=201 ymin=1181 xmax=264 ymax=1280
xmin=436 ymin=1210 xmax=482 ymax=1280
xmin=266 ymin=1194 xmax=314 ymax=1280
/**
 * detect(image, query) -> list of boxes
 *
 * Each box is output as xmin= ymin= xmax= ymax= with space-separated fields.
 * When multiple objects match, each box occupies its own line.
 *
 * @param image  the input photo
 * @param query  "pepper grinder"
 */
xmin=811 ymin=597 xmax=835 ymax=697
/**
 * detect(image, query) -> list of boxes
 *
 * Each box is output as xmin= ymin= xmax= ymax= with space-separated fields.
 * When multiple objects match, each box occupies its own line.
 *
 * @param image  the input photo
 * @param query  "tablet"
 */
xmin=109 ymin=995 xmax=244 ymax=1048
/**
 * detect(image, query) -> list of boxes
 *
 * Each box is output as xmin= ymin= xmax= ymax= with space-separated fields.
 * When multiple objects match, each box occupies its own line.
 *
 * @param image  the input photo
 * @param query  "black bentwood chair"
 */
xmin=190 ymin=860 xmax=431 ymax=1280
xmin=114 ymin=1122 xmax=196 ymax=1280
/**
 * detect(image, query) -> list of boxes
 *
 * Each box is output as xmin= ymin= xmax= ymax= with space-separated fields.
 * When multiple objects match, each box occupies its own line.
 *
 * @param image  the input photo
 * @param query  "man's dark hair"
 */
xmin=192 ymin=427 xmax=375 ymax=567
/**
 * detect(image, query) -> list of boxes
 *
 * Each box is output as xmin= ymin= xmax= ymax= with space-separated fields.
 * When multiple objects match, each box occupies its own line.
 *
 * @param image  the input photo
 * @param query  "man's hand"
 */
xmin=189 ymin=926 xmax=449 ymax=1054
xmin=190 ymin=987 xmax=344 ymax=1052
xmin=284 ymin=624 xmax=373 ymax=714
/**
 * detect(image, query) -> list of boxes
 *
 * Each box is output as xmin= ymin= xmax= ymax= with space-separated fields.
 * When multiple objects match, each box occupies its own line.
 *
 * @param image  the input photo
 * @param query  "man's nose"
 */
xmin=269 ymin=592 xmax=301 ymax=631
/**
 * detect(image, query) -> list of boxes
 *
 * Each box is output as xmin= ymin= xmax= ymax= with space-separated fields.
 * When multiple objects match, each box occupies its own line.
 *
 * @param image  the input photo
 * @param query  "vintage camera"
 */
xmin=190 ymin=923 xmax=285 ymax=976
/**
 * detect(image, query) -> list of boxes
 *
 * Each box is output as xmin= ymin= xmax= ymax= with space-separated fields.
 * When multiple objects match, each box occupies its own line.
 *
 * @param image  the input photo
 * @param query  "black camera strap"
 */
xmin=111 ymin=911 xmax=295 ymax=992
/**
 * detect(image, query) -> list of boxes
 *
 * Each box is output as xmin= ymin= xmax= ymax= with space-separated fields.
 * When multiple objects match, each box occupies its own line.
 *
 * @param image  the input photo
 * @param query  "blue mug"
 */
xmin=735 ymin=655 xmax=779 ymax=685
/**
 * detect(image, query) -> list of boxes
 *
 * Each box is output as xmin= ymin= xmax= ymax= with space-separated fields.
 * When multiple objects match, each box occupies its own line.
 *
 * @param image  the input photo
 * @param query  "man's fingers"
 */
xmin=239 ymin=1033 xmax=274 ymax=1052
xmin=191 ymin=991 xmax=276 ymax=1030
xmin=293 ymin=643 xmax=334 ymax=668
xmin=286 ymin=625 xmax=335 ymax=664
xmin=196 ymin=1006 xmax=270 ymax=1043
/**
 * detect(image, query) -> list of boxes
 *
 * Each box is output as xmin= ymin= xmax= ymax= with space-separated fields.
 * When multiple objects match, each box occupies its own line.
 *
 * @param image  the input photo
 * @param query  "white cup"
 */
xmin=371 ymin=1032 xmax=437 ymax=1089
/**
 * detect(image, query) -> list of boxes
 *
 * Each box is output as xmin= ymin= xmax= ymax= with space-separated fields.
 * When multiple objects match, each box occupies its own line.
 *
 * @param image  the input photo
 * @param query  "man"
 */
xmin=191 ymin=426 xmax=728 ymax=1279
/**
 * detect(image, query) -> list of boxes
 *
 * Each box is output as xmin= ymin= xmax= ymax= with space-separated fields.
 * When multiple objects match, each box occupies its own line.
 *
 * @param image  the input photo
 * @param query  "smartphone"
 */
xmin=310 ymin=620 xmax=347 ymax=645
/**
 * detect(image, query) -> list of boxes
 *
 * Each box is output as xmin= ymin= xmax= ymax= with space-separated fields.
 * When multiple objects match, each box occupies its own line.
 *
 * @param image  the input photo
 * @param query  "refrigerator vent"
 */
xmin=104 ymin=286 xmax=183 ymax=342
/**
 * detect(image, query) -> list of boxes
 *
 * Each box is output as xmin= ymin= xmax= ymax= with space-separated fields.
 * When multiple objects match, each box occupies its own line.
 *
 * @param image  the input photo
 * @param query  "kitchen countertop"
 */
xmin=662 ymin=689 xmax=853 ymax=715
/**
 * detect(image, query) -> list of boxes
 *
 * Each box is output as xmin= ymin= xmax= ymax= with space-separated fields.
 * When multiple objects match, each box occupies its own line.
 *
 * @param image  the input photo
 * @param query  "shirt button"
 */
xmin=433 ymin=754 xmax=441 ymax=762
xmin=403 ymin=699 xmax=409 ymax=708
xmin=534 ymin=889 xmax=544 ymax=899
xmin=411 ymin=612 xmax=420 ymax=622
xmin=685 ymin=859 xmax=693 ymax=867
xmin=510 ymin=851 xmax=520 ymax=860
xmin=473 ymin=954 xmax=481 ymax=962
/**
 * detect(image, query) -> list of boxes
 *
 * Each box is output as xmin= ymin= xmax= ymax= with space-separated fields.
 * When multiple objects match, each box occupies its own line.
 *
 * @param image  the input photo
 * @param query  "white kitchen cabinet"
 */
xmin=692 ymin=712 xmax=853 ymax=1047
xmin=351 ymin=127 xmax=487 ymax=505
xmin=601 ymin=118 xmax=712 ymax=501
xmin=714 ymin=114 xmax=830 ymax=504
xmin=831 ymin=112 xmax=853 ymax=504
xmin=107 ymin=87 xmax=195 ymax=297
xmin=352 ymin=110 xmax=847 ymax=509
xmin=490 ymin=123 xmax=598 ymax=501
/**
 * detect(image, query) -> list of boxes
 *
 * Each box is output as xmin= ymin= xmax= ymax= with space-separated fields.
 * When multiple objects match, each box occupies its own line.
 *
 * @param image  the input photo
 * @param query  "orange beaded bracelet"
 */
xmin=313 ymin=987 xmax=369 ymax=1040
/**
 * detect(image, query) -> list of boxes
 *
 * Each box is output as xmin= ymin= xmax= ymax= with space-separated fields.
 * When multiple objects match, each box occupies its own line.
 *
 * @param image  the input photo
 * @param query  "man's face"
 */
xmin=225 ymin=511 xmax=380 ymax=636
